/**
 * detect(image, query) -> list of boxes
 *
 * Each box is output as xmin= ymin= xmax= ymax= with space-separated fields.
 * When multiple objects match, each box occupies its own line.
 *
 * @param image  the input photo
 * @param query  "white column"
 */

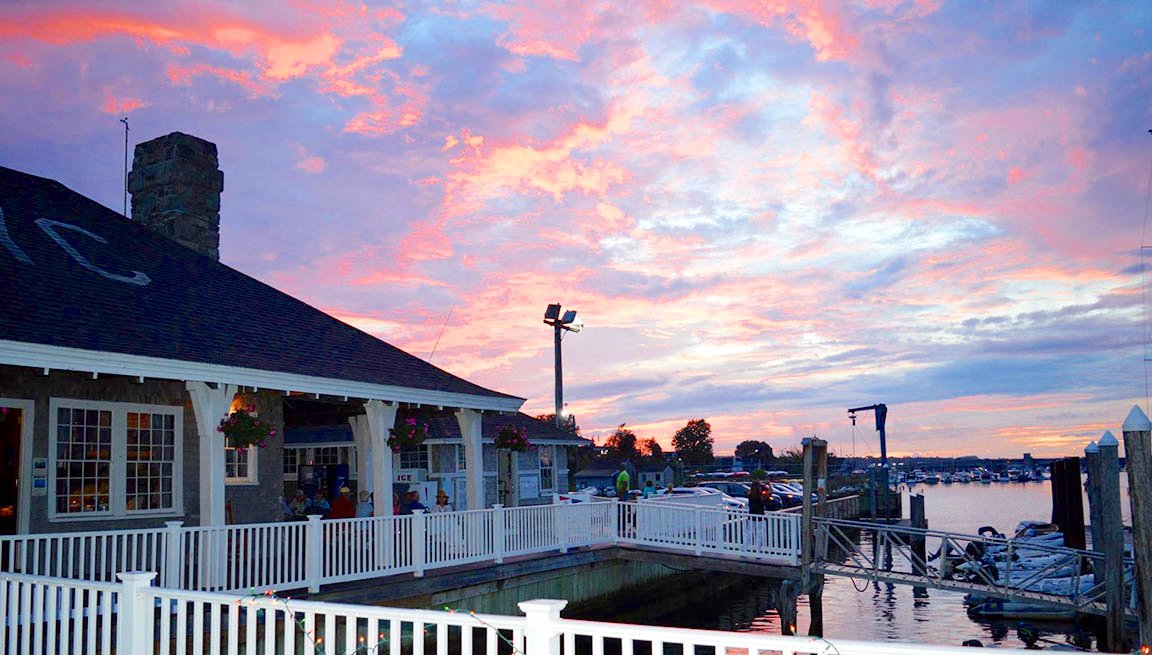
xmin=349 ymin=415 xmax=373 ymax=495
xmin=455 ymin=409 xmax=485 ymax=511
xmin=364 ymin=400 xmax=397 ymax=516
xmin=186 ymin=381 xmax=237 ymax=526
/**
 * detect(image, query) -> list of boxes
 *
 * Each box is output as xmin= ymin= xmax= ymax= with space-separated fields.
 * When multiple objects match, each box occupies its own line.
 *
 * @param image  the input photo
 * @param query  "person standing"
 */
xmin=328 ymin=486 xmax=356 ymax=519
xmin=430 ymin=490 xmax=454 ymax=513
xmin=642 ymin=480 xmax=655 ymax=499
xmin=615 ymin=465 xmax=631 ymax=501
xmin=748 ymin=479 xmax=765 ymax=515
xmin=355 ymin=491 xmax=374 ymax=518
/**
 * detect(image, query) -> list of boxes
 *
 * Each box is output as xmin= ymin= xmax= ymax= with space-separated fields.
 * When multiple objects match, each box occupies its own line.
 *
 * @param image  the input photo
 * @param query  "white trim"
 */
xmin=0 ymin=397 xmax=34 ymax=534
xmin=48 ymin=398 xmax=185 ymax=521
xmin=1 ymin=339 xmax=524 ymax=412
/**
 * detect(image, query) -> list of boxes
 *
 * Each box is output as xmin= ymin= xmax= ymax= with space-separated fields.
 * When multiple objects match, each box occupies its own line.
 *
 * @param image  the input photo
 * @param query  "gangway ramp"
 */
xmin=812 ymin=517 xmax=1137 ymax=618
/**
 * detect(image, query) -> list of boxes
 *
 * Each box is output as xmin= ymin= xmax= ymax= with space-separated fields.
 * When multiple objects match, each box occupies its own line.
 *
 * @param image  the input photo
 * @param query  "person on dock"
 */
xmin=431 ymin=490 xmax=454 ymax=513
xmin=306 ymin=489 xmax=330 ymax=517
xmin=748 ymin=479 xmax=765 ymax=515
xmin=615 ymin=465 xmax=631 ymax=501
xmin=355 ymin=491 xmax=373 ymax=518
xmin=328 ymin=486 xmax=356 ymax=519
xmin=642 ymin=480 xmax=655 ymax=499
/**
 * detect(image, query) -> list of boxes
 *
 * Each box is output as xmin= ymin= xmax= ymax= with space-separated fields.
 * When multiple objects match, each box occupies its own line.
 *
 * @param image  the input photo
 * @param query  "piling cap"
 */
xmin=1098 ymin=431 xmax=1118 ymax=448
xmin=1123 ymin=405 xmax=1152 ymax=432
xmin=1085 ymin=440 xmax=1098 ymax=454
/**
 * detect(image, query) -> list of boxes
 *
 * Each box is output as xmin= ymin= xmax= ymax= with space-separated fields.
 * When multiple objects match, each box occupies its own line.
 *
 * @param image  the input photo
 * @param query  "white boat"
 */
xmin=942 ymin=473 xmax=954 ymax=484
xmin=954 ymin=471 xmax=971 ymax=483
xmin=924 ymin=473 xmax=940 ymax=484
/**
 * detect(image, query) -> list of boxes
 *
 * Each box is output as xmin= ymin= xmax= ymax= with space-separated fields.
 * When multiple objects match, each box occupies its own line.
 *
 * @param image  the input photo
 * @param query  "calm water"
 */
xmin=570 ymin=478 xmax=1132 ymax=651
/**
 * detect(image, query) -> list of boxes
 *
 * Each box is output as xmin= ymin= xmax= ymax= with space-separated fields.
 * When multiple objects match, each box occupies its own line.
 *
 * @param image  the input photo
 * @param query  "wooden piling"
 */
xmin=1050 ymin=457 xmax=1086 ymax=550
xmin=1084 ymin=441 xmax=1103 ymax=588
xmin=1098 ymin=431 xmax=1126 ymax=653
xmin=910 ymin=493 xmax=927 ymax=577
xmin=1122 ymin=405 xmax=1152 ymax=650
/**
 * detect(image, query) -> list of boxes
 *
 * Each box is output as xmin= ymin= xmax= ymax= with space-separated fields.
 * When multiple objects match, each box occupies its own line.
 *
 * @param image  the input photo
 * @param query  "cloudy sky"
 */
xmin=1 ymin=1 xmax=1150 ymax=458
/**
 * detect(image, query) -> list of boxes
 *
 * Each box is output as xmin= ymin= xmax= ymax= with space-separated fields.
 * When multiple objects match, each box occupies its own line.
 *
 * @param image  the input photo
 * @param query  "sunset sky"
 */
xmin=1 ymin=1 xmax=1150 ymax=458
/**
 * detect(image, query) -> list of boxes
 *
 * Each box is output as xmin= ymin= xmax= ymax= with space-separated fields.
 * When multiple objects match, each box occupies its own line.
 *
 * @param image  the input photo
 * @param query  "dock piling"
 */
xmin=1122 ymin=405 xmax=1152 ymax=651
xmin=1097 ymin=432 xmax=1126 ymax=652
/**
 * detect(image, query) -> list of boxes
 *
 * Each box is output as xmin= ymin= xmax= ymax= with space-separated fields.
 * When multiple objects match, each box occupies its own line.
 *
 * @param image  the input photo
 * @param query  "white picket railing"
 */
xmin=0 ymin=571 xmax=1038 ymax=655
xmin=0 ymin=501 xmax=796 ymax=596
xmin=620 ymin=502 xmax=801 ymax=564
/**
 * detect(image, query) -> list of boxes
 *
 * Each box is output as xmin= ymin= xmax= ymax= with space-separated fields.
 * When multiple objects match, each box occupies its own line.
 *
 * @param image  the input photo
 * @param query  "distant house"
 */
xmin=636 ymin=462 xmax=673 ymax=489
xmin=574 ymin=459 xmax=634 ymax=491
xmin=0 ymin=131 xmax=577 ymax=535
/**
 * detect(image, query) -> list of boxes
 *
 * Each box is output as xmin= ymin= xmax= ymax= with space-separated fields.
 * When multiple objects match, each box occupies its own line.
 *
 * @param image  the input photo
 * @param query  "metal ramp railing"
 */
xmin=813 ymin=517 xmax=1136 ymax=617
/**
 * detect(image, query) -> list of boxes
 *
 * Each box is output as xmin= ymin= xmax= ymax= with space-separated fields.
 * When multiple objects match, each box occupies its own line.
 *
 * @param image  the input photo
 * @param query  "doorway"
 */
xmin=0 ymin=402 xmax=28 ymax=535
xmin=497 ymin=449 xmax=519 ymax=507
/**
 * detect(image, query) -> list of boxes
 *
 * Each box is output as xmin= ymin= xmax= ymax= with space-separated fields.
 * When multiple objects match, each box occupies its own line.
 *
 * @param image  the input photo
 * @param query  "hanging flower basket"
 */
xmin=388 ymin=418 xmax=429 ymax=452
xmin=217 ymin=405 xmax=275 ymax=449
xmin=494 ymin=425 xmax=530 ymax=452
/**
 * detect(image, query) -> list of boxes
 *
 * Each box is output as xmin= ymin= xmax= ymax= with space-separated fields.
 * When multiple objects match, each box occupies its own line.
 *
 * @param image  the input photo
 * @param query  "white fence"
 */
xmin=0 ymin=501 xmax=796 ymax=595
xmin=0 ymin=571 xmax=1037 ymax=655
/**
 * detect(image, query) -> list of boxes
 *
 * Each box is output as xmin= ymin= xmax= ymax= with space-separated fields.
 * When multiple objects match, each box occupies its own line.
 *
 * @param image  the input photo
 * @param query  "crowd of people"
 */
xmin=284 ymin=486 xmax=454 ymax=519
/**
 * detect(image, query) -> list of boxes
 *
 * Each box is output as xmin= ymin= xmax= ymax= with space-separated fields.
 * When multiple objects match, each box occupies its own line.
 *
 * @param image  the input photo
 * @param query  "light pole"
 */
xmin=543 ymin=303 xmax=582 ymax=430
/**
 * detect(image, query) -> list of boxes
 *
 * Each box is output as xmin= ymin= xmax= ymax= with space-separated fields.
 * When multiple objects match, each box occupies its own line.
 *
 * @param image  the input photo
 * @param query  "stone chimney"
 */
xmin=128 ymin=132 xmax=224 ymax=260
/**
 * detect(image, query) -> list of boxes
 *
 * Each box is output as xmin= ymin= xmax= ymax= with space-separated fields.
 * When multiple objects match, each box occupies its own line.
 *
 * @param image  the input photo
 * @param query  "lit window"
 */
xmin=539 ymin=445 xmax=554 ymax=492
xmin=313 ymin=447 xmax=341 ymax=466
xmin=50 ymin=399 xmax=182 ymax=520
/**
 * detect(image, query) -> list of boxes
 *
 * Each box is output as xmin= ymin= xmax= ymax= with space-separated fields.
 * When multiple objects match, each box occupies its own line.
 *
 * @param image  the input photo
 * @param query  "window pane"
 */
xmin=125 ymin=412 xmax=177 ymax=512
xmin=55 ymin=407 xmax=113 ymax=514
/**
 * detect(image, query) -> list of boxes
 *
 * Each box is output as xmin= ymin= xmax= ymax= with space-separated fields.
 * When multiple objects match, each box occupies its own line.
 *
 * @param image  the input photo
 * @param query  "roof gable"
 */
xmin=0 ymin=166 xmax=521 ymax=405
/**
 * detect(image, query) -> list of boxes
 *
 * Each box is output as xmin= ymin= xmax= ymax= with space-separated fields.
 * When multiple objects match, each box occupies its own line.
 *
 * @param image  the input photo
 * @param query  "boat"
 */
xmin=990 ymin=472 xmax=1002 ymax=482
xmin=942 ymin=473 xmax=954 ymax=484
xmin=924 ymin=473 xmax=940 ymax=484
xmin=966 ymin=598 xmax=1077 ymax=620
xmin=980 ymin=470 xmax=992 ymax=483
xmin=954 ymin=471 xmax=971 ymax=483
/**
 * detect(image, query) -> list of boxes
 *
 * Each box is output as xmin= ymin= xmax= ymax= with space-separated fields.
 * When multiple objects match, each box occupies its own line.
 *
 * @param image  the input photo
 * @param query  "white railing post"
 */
xmin=493 ymin=505 xmax=506 ymax=564
xmin=306 ymin=514 xmax=324 ymax=593
xmin=163 ymin=521 xmax=184 ymax=589
xmin=518 ymin=599 xmax=568 ymax=655
xmin=791 ymin=515 xmax=801 ymax=565
xmin=117 ymin=572 xmax=157 ymax=655
xmin=557 ymin=503 xmax=569 ymax=554
xmin=413 ymin=510 xmax=427 ymax=577
xmin=610 ymin=499 xmax=621 ymax=544
xmin=693 ymin=507 xmax=704 ymax=556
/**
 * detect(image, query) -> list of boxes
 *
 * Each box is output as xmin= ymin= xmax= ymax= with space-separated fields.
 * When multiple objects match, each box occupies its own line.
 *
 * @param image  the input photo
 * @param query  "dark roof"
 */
xmin=284 ymin=410 xmax=591 ymax=445
xmin=0 ymin=166 xmax=520 ymax=402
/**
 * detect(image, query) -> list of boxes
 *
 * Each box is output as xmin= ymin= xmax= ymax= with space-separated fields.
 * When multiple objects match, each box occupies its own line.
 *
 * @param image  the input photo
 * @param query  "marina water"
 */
xmin=569 ymin=477 xmax=1131 ymax=651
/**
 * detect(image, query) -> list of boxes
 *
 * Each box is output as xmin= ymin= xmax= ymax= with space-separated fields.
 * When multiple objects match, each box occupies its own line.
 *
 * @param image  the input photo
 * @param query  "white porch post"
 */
xmin=364 ymin=400 xmax=397 ymax=517
xmin=456 ymin=409 xmax=485 ymax=511
xmin=186 ymin=381 xmax=237 ymax=526
xmin=349 ymin=415 xmax=373 ymax=496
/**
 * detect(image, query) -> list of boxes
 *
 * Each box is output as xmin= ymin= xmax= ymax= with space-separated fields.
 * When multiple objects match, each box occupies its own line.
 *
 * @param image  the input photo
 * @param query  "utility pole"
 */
xmin=120 ymin=117 xmax=130 ymax=217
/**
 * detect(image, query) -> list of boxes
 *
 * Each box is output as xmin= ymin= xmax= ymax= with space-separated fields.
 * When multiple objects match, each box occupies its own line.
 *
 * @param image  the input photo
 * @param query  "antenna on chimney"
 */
xmin=119 ymin=117 xmax=130 ymax=217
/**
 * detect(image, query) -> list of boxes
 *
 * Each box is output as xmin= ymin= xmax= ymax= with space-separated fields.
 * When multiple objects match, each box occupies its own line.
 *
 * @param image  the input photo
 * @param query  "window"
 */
xmin=225 ymin=443 xmax=257 ymax=484
xmin=398 ymin=445 xmax=428 ymax=470
xmin=283 ymin=448 xmax=300 ymax=478
xmin=539 ymin=445 xmax=554 ymax=492
xmin=50 ymin=399 xmax=182 ymax=520
xmin=313 ymin=447 xmax=342 ymax=466
xmin=456 ymin=444 xmax=467 ymax=471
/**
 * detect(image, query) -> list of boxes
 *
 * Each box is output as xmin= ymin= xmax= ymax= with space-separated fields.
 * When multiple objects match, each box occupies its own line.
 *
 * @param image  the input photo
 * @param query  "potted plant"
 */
xmin=494 ymin=425 xmax=530 ymax=452
xmin=388 ymin=418 xmax=429 ymax=452
xmin=217 ymin=405 xmax=275 ymax=448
